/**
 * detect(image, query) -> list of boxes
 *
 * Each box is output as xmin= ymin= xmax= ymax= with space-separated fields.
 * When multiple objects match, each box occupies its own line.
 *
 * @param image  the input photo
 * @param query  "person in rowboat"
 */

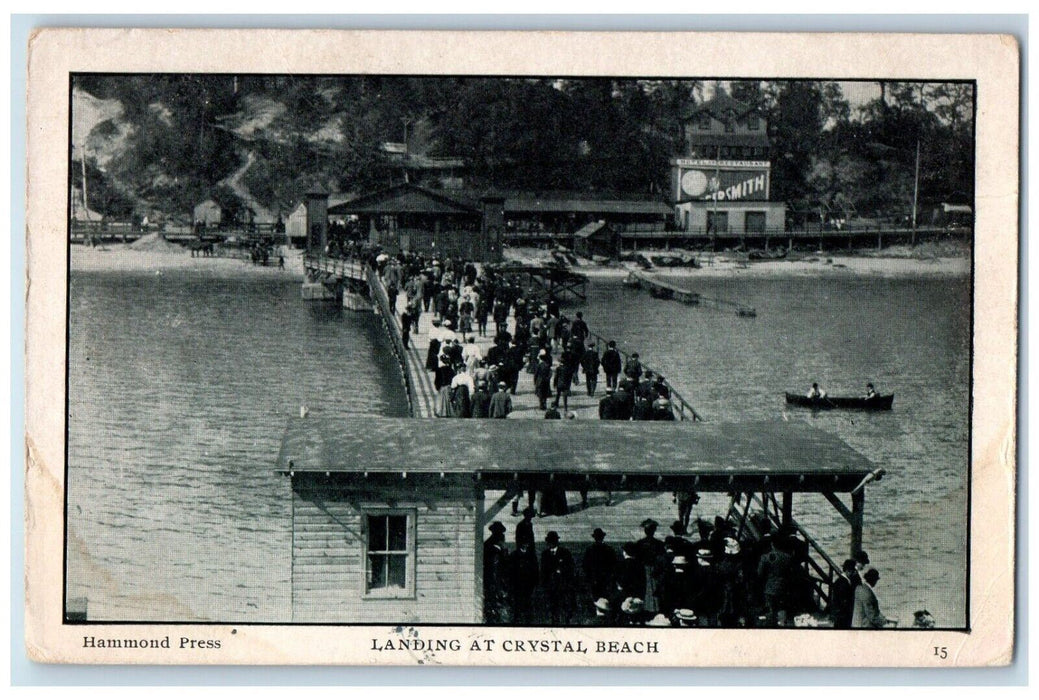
xmin=865 ymin=383 xmax=878 ymax=399
xmin=807 ymin=383 xmax=827 ymax=399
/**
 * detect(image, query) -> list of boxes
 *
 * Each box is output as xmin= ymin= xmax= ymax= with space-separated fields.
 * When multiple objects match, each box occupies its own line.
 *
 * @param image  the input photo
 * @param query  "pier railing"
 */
xmin=303 ymin=253 xmax=368 ymax=282
xmin=367 ymin=268 xmax=419 ymax=418
xmin=586 ymin=329 xmax=704 ymax=422
xmin=726 ymin=492 xmax=843 ymax=611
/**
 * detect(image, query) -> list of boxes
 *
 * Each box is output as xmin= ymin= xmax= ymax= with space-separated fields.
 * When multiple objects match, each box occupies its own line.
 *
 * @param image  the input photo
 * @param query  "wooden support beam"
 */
xmin=482 ymin=488 xmax=518 ymax=527
xmin=724 ymin=491 xmax=740 ymax=522
xmin=736 ymin=492 xmax=754 ymax=540
xmin=473 ymin=481 xmax=485 ymax=623
xmin=782 ymin=491 xmax=793 ymax=528
xmin=850 ymin=490 xmax=865 ymax=557
xmin=823 ymin=491 xmax=855 ymax=526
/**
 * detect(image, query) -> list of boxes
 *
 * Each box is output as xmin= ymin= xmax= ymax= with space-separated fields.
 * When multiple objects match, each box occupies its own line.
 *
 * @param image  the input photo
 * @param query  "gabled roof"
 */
xmin=327 ymin=183 xmax=481 ymax=216
xmin=684 ymin=91 xmax=760 ymax=122
xmin=685 ymin=133 xmax=771 ymax=148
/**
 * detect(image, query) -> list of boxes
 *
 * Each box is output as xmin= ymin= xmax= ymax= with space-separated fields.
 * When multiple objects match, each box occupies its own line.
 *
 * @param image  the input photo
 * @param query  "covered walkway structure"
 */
xmin=277 ymin=416 xmax=883 ymax=624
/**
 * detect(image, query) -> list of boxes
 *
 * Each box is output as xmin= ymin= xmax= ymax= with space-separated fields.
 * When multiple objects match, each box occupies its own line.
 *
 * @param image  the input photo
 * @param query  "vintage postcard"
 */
xmin=24 ymin=29 xmax=1018 ymax=666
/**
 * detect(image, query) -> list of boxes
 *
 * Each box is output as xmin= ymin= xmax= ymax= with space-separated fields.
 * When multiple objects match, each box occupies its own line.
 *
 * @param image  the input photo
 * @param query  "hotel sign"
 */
xmin=673 ymin=158 xmax=770 ymax=169
xmin=672 ymin=158 xmax=771 ymax=202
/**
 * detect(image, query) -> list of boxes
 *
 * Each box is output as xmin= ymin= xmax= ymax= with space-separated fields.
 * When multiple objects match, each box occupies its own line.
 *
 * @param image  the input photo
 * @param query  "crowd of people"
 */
xmin=483 ymin=510 xmax=894 ymax=628
xmin=369 ymin=250 xmax=681 ymax=422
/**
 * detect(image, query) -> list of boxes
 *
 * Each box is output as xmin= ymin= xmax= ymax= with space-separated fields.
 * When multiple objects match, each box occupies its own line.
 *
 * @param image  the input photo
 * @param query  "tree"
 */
xmin=768 ymin=81 xmax=825 ymax=203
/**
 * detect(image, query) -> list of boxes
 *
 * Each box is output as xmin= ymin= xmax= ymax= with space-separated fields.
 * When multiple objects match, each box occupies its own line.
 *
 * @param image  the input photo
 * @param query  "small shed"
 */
xmin=277 ymin=416 xmax=880 ymax=624
xmin=573 ymin=220 xmax=620 ymax=258
xmin=285 ymin=202 xmax=308 ymax=241
xmin=193 ymin=199 xmax=222 ymax=228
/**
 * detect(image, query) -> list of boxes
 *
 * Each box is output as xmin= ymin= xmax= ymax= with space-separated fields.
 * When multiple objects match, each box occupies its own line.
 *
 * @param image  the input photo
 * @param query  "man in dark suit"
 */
xmin=601 ymin=340 xmax=622 ymax=390
xmin=570 ymin=311 xmax=589 ymax=346
xmin=580 ymin=343 xmax=601 ymax=397
xmin=471 ymin=380 xmax=491 ymax=418
xmin=635 ymin=519 xmax=667 ymax=615
xmin=829 ymin=558 xmax=861 ymax=629
xmin=533 ymin=352 xmax=553 ymax=410
xmin=542 ymin=531 xmax=576 ymax=625
xmin=515 ymin=506 xmax=536 ymax=549
xmin=598 ymin=386 xmax=620 ymax=420
xmin=489 ymin=381 xmax=513 ymax=418
xmin=615 ymin=378 xmax=635 ymax=420
xmin=483 ymin=522 xmax=510 ymax=624
xmin=509 ymin=540 xmax=539 ymax=625
xmin=582 ymin=528 xmax=617 ymax=602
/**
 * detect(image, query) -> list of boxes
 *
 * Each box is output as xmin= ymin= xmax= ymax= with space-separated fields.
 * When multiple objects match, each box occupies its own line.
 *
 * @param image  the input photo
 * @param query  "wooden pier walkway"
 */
xmin=299 ymin=254 xmax=703 ymax=422
xmin=628 ymin=270 xmax=757 ymax=318
xmin=368 ymin=271 xmax=702 ymax=422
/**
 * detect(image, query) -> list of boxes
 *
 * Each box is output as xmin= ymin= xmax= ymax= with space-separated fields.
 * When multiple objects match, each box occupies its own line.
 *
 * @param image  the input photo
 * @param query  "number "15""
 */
xmin=934 ymin=646 xmax=948 ymax=659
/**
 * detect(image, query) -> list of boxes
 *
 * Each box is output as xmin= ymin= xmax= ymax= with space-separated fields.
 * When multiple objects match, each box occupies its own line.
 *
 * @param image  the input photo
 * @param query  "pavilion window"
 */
xmin=698 ymin=113 xmax=711 ymax=130
xmin=748 ymin=114 xmax=760 ymax=131
xmin=364 ymin=510 xmax=415 ymax=597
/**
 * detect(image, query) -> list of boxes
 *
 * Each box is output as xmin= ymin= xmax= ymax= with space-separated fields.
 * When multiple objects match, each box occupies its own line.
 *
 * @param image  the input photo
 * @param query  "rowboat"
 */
xmin=785 ymin=392 xmax=894 ymax=410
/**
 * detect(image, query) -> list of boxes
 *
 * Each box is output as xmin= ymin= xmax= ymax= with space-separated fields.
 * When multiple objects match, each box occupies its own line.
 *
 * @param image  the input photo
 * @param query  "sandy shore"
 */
xmin=505 ymin=246 xmax=970 ymax=279
xmin=576 ymin=255 xmax=970 ymax=279
xmin=70 ymin=243 xmax=969 ymax=280
xmin=70 ymin=244 xmax=306 ymax=278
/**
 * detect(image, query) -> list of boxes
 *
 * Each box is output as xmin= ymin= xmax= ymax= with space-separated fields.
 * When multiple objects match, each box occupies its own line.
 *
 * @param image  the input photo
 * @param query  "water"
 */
xmin=577 ymin=275 xmax=971 ymax=627
xmin=67 ymin=269 xmax=408 ymax=621
xmin=67 ymin=269 xmax=970 ymax=626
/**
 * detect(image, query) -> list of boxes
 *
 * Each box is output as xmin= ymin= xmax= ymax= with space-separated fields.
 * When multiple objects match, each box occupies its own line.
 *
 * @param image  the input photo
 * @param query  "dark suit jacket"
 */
xmin=542 ymin=547 xmax=576 ymax=592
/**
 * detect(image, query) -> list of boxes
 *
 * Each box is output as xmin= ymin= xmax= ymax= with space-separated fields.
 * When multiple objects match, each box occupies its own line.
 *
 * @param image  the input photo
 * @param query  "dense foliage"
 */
xmin=73 ymin=76 xmax=973 ymax=223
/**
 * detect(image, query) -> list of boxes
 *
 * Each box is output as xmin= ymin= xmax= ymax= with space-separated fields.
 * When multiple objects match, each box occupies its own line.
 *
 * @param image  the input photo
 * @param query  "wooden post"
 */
xmin=782 ymin=491 xmax=793 ymax=528
xmin=473 ymin=481 xmax=485 ymax=623
xmin=850 ymin=489 xmax=865 ymax=557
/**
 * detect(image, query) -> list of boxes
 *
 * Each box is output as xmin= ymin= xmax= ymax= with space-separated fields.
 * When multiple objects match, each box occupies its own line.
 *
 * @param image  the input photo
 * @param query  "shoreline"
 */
xmin=68 ymin=242 xmax=970 ymax=280
xmin=575 ymin=255 xmax=970 ymax=279
xmin=69 ymin=243 xmax=306 ymax=278
xmin=505 ymin=244 xmax=970 ymax=279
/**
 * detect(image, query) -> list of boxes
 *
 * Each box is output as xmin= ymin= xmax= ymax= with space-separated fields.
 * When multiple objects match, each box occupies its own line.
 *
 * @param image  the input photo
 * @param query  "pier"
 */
xmin=626 ymin=270 xmax=758 ymax=318
xmin=285 ymin=251 xmax=887 ymax=626
xmin=300 ymin=252 xmax=702 ymax=422
xmin=486 ymin=262 xmax=589 ymax=302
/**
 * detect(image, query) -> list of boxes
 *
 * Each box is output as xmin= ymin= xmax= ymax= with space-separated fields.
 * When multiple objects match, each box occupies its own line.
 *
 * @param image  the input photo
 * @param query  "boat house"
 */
xmin=277 ymin=415 xmax=881 ymax=624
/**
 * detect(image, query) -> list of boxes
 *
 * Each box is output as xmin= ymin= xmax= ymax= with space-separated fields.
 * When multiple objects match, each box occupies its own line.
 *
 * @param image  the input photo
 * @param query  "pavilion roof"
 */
xmin=276 ymin=416 xmax=878 ymax=492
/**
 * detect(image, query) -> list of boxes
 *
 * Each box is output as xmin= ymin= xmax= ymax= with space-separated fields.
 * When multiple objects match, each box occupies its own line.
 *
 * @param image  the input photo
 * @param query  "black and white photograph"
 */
xmin=24 ymin=29 xmax=1018 ymax=666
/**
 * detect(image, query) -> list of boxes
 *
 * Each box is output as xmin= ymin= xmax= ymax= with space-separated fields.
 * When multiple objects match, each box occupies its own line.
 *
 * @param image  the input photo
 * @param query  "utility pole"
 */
xmin=911 ymin=137 xmax=921 ymax=246
xmin=80 ymin=149 xmax=90 ymax=219
xmin=401 ymin=117 xmax=412 ymax=184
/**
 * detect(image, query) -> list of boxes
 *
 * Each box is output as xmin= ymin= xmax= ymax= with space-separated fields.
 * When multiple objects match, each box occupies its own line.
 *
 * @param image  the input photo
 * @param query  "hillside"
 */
xmin=69 ymin=76 xmax=974 ymax=226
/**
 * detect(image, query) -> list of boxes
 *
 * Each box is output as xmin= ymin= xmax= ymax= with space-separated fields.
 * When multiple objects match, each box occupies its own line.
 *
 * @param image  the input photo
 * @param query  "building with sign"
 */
xmin=671 ymin=90 xmax=786 ymax=237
